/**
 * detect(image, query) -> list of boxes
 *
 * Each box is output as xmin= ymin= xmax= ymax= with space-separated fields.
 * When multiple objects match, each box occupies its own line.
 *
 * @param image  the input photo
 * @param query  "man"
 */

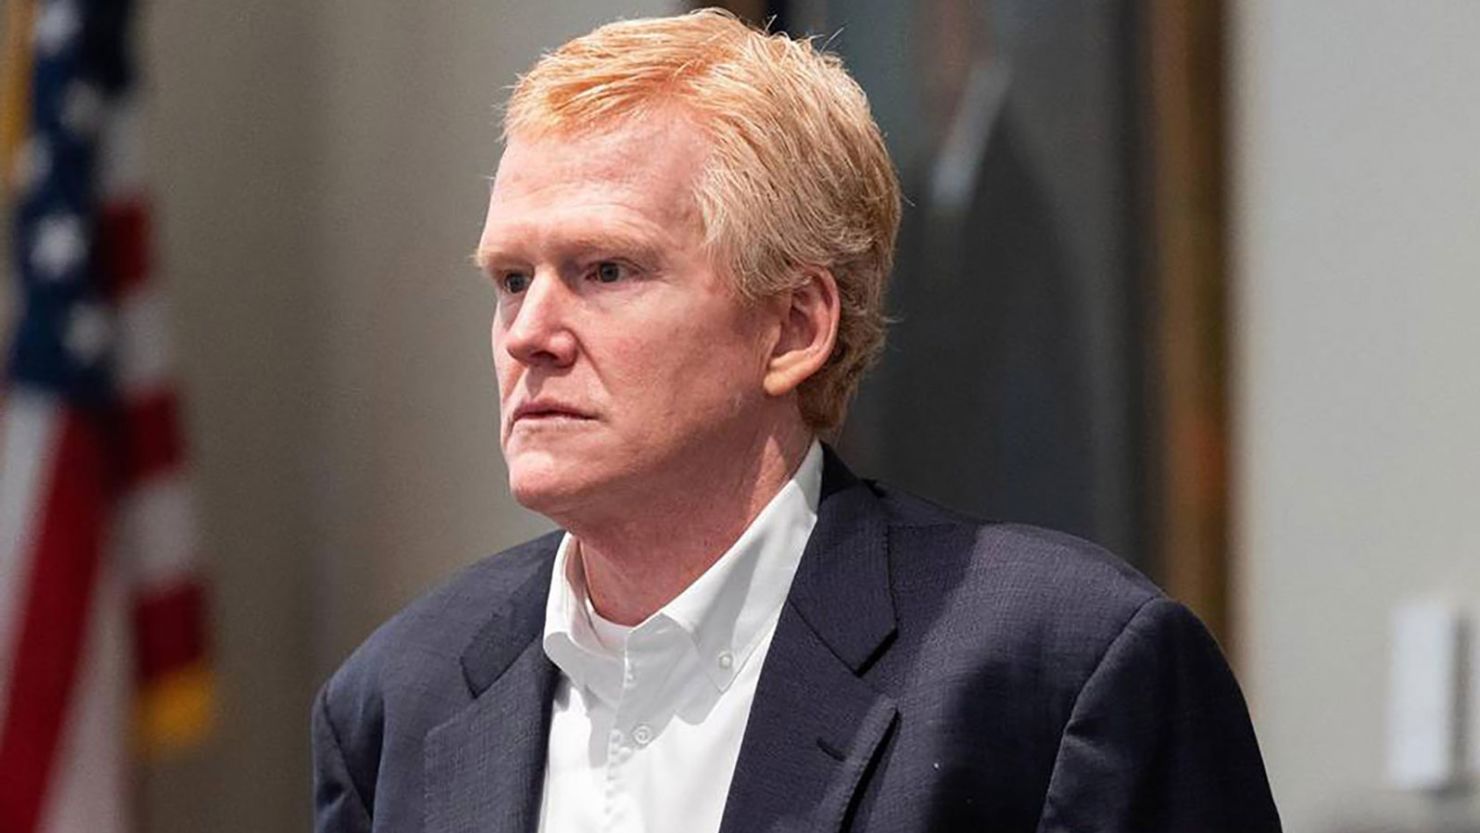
xmin=312 ymin=10 xmax=1280 ymax=833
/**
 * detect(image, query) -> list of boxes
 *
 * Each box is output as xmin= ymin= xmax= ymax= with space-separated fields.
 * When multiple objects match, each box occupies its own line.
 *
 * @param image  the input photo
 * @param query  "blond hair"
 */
xmin=504 ymin=9 xmax=901 ymax=431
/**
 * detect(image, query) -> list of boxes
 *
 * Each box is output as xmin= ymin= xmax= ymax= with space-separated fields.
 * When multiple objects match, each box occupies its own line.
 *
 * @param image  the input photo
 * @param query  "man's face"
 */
xmin=478 ymin=116 xmax=778 ymax=520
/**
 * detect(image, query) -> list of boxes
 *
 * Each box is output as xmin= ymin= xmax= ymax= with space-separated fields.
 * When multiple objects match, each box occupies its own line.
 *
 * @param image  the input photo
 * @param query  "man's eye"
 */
xmin=501 ymin=272 xmax=532 ymax=293
xmin=592 ymin=262 xmax=625 ymax=284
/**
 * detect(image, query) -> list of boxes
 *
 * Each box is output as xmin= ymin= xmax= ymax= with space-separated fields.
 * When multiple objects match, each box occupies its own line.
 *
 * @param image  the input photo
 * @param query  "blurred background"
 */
xmin=1 ymin=1 xmax=1477 ymax=831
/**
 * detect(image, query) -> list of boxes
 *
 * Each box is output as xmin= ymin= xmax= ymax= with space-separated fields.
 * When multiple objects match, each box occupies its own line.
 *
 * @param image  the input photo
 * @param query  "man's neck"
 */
xmin=565 ymin=427 xmax=815 ymax=627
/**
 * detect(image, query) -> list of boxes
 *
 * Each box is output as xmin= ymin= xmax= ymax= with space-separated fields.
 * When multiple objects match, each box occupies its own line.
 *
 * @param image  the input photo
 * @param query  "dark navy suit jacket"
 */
xmin=312 ymin=450 xmax=1281 ymax=832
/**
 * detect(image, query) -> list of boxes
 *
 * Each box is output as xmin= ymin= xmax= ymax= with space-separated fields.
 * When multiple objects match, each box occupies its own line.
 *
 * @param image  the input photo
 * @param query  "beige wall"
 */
xmin=1231 ymin=3 xmax=1480 ymax=831
xmin=141 ymin=2 xmax=674 ymax=831
xmin=140 ymin=3 xmax=322 ymax=830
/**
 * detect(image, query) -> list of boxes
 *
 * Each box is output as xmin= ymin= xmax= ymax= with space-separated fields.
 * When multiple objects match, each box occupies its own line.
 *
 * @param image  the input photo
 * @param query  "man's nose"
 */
xmin=501 ymin=271 xmax=578 ymax=367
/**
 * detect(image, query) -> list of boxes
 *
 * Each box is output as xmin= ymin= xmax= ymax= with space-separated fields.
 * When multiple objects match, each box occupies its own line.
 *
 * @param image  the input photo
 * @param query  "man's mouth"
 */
xmin=511 ymin=401 xmax=595 ymax=425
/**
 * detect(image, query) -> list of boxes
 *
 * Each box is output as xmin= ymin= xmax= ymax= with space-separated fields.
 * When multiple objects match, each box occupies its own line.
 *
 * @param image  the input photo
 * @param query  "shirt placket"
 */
xmin=602 ymin=622 xmax=686 ymax=833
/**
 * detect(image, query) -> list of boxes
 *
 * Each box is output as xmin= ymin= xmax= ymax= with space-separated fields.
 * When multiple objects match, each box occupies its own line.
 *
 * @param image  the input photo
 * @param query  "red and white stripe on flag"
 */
xmin=1 ymin=0 xmax=214 ymax=830
xmin=0 ymin=394 xmax=130 ymax=833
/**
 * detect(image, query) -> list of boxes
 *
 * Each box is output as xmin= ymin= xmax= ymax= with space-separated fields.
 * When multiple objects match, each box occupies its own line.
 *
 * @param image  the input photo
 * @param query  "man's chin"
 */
xmin=502 ymin=443 xmax=649 ymax=521
xmin=507 ymin=464 xmax=598 ymax=519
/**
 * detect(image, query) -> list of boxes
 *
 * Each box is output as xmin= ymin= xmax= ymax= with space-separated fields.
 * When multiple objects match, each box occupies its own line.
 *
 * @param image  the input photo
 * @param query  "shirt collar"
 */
xmin=541 ymin=440 xmax=823 ymax=697
xmin=542 ymin=534 xmax=624 ymax=701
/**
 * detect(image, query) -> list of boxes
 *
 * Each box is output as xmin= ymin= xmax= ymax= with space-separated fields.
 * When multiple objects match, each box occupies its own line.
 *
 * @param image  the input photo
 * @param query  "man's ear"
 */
xmin=763 ymin=266 xmax=840 ymax=398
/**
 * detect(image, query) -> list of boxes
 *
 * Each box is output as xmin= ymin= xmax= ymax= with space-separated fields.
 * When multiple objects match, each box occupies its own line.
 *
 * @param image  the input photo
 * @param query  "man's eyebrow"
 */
xmin=472 ymin=232 xmax=667 ymax=271
xmin=470 ymin=245 xmax=503 ymax=271
xmin=559 ymin=232 xmax=665 ymax=263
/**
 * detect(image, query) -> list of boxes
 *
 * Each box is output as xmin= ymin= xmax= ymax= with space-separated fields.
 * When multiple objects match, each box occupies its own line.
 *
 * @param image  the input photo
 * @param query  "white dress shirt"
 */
xmin=537 ymin=441 xmax=823 ymax=833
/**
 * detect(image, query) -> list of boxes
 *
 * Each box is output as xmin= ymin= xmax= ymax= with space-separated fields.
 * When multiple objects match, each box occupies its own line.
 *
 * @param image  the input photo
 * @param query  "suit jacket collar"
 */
xmin=426 ymin=550 xmax=557 ymax=833
xmin=430 ymin=446 xmax=898 ymax=833
xmin=718 ymin=445 xmax=900 ymax=833
xmin=786 ymin=445 xmax=897 ymax=672
xmin=459 ymin=552 xmax=556 ymax=696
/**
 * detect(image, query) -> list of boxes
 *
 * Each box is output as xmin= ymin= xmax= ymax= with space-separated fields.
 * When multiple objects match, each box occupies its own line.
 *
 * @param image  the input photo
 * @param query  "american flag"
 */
xmin=0 ymin=0 xmax=214 ymax=831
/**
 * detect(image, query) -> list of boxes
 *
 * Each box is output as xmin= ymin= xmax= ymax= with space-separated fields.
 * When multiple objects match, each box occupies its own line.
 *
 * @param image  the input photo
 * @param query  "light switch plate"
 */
xmin=1386 ymin=600 xmax=1463 ymax=791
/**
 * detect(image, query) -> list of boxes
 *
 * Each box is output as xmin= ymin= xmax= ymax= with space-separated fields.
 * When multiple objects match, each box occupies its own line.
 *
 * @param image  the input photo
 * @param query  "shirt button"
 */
xmin=632 ymin=724 xmax=653 ymax=746
xmin=717 ymin=651 xmax=734 ymax=670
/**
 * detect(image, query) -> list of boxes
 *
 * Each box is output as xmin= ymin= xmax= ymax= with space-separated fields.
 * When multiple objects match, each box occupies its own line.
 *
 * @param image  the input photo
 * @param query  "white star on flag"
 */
xmin=65 ymin=303 xmax=114 ymax=366
xmin=33 ymin=0 xmax=80 ymax=58
xmin=31 ymin=213 xmax=86 ymax=280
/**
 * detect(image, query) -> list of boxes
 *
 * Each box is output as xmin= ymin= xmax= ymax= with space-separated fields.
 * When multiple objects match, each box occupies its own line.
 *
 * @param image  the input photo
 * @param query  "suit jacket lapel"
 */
xmin=719 ymin=448 xmax=899 ymax=833
xmin=424 ymin=552 xmax=558 ymax=833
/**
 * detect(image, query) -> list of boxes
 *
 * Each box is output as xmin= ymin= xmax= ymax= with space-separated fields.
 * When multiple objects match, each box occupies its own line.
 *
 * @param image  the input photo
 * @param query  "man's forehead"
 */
xmin=483 ymin=119 xmax=712 ymax=255
xmin=493 ymin=114 xmax=708 ymax=193
xmin=475 ymin=117 xmax=733 ymax=306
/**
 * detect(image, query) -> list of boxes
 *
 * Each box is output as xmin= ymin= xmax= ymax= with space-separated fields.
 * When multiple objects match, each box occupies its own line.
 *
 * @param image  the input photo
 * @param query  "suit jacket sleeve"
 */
xmin=1035 ymin=597 xmax=1281 ymax=833
xmin=312 ymin=682 xmax=374 ymax=833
